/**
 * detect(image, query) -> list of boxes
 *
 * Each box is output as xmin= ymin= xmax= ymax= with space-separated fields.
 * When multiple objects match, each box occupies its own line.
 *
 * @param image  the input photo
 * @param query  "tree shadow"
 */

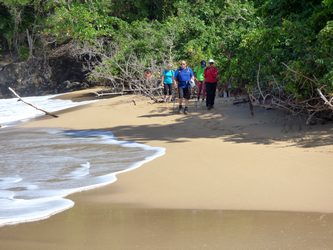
xmin=93 ymin=99 xmax=333 ymax=148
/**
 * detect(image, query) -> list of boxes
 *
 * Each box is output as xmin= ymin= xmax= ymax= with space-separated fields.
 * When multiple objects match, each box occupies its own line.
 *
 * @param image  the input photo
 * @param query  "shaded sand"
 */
xmin=1 ymin=93 xmax=333 ymax=249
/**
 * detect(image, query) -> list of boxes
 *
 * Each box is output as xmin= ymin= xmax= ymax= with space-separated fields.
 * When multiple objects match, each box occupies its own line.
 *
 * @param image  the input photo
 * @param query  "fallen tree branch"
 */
xmin=306 ymin=111 xmax=318 ymax=126
xmin=249 ymin=63 xmax=333 ymax=123
xmin=8 ymin=87 xmax=58 ymax=118
xmin=256 ymin=63 xmax=273 ymax=104
xmin=317 ymin=88 xmax=333 ymax=109
xmin=282 ymin=62 xmax=319 ymax=85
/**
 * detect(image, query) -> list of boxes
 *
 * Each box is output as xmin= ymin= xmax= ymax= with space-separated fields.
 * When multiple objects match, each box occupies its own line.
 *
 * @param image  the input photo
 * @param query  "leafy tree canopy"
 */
xmin=0 ymin=0 xmax=332 ymax=112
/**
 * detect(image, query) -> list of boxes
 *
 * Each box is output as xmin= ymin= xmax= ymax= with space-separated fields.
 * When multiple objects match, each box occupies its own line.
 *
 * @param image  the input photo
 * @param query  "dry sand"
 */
xmin=1 ymin=91 xmax=333 ymax=249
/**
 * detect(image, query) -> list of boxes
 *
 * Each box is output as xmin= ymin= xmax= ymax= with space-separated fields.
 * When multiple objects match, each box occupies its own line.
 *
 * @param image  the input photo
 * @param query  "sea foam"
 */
xmin=0 ymin=128 xmax=165 ymax=226
xmin=0 ymin=95 xmax=165 ymax=226
xmin=0 ymin=94 xmax=96 ymax=127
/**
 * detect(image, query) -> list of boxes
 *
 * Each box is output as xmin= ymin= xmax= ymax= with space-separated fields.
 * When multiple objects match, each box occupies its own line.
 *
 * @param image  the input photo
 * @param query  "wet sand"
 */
xmin=1 ymin=93 xmax=333 ymax=249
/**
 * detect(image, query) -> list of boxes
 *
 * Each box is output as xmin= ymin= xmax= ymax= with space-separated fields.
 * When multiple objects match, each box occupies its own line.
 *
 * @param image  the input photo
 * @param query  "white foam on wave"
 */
xmin=0 ymin=198 xmax=74 ymax=226
xmin=0 ymin=94 xmax=97 ymax=127
xmin=66 ymin=162 xmax=91 ymax=179
xmin=0 ymin=129 xmax=166 ymax=227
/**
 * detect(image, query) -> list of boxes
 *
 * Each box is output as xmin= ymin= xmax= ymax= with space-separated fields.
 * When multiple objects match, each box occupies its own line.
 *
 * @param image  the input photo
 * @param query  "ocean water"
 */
xmin=0 ymin=96 xmax=165 ymax=226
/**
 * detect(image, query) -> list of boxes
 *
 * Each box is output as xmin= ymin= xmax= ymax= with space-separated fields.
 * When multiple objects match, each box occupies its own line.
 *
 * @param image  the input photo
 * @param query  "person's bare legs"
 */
xmin=183 ymin=98 xmax=189 ymax=114
xmin=197 ymin=83 xmax=202 ymax=100
xmin=178 ymin=98 xmax=183 ymax=113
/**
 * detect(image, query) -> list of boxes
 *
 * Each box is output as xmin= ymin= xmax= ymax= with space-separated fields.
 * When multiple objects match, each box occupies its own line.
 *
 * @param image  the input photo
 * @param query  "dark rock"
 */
xmin=49 ymin=56 xmax=88 ymax=85
xmin=57 ymin=80 xmax=90 ymax=92
xmin=0 ymin=54 xmax=93 ymax=98
xmin=0 ymin=59 xmax=52 ymax=98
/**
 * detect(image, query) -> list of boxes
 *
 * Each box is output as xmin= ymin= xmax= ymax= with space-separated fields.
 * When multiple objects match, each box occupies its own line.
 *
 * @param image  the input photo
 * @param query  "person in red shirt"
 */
xmin=204 ymin=59 xmax=219 ymax=110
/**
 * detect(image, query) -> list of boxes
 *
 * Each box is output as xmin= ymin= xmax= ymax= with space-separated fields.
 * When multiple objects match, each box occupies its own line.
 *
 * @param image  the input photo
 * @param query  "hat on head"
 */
xmin=200 ymin=60 xmax=206 ymax=67
xmin=208 ymin=59 xmax=215 ymax=64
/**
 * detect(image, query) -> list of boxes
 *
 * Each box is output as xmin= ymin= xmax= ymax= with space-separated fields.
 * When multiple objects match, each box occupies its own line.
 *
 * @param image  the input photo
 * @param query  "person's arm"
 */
xmin=161 ymin=75 xmax=165 ymax=86
xmin=203 ymin=68 xmax=207 ymax=83
xmin=214 ymin=68 xmax=219 ymax=82
xmin=170 ymin=70 xmax=176 ymax=86
xmin=174 ymin=70 xmax=179 ymax=87
xmin=190 ymin=68 xmax=195 ymax=81
xmin=193 ymin=66 xmax=198 ymax=79
xmin=172 ymin=75 xmax=176 ymax=87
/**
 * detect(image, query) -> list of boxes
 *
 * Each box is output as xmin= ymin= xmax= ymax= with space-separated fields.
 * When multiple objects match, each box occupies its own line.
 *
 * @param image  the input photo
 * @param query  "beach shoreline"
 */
xmin=1 ymin=90 xmax=333 ymax=249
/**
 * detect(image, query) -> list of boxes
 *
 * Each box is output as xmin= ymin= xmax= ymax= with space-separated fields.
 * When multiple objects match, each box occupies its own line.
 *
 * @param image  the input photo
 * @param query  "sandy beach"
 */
xmin=1 ymin=91 xmax=333 ymax=249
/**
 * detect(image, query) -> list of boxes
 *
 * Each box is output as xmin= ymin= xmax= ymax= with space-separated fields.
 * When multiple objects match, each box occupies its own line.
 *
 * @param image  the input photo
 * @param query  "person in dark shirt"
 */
xmin=174 ymin=60 xmax=194 ymax=114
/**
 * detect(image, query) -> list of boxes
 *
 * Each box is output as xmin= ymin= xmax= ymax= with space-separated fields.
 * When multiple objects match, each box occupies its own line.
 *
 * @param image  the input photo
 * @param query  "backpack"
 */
xmin=175 ymin=67 xmax=191 ymax=81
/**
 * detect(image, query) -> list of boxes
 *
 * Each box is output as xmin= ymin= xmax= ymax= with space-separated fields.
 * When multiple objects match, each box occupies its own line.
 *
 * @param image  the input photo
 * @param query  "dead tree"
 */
xmin=249 ymin=62 xmax=333 ymax=124
xmin=89 ymin=48 xmax=172 ymax=102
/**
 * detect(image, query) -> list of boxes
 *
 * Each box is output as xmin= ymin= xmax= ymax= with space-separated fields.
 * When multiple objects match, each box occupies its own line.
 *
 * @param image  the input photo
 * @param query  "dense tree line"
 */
xmin=0 ymin=0 xmax=332 ymax=120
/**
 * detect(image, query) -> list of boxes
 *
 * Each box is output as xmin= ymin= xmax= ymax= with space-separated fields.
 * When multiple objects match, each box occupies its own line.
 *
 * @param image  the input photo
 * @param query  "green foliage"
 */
xmin=0 ymin=0 xmax=61 ymax=56
xmin=44 ymin=1 xmax=126 ymax=43
xmin=317 ymin=20 xmax=333 ymax=90
xmin=110 ymin=0 xmax=175 ymax=21
xmin=1 ymin=0 xmax=333 ymax=100
xmin=0 ymin=3 xmax=12 ymax=47
xmin=323 ymin=0 xmax=333 ymax=7
xmin=1 ymin=0 xmax=30 ymax=7
xmin=18 ymin=45 xmax=29 ymax=60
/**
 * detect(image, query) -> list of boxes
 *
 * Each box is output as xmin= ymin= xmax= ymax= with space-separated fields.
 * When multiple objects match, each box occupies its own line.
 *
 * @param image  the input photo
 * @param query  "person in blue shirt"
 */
xmin=174 ymin=60 xmax=194 ymax=114
xmin=161 ymin=63 xmax=175 ymax=102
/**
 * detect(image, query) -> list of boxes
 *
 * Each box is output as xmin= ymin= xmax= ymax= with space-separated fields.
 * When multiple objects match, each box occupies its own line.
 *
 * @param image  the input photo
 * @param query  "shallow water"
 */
xmin=0 ymin=128 xmax=165 ymax=226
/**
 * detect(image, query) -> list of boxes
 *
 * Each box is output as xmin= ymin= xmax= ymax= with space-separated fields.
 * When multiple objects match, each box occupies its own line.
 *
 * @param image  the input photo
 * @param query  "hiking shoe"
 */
xmin=178 ymin=106 xmax=183 ymax=114
xmin=183 ymin=107 xmax=189 ymax=114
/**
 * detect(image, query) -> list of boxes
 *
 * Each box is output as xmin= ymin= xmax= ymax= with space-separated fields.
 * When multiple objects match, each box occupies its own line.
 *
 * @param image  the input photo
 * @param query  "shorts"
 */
xmin=178 ymin=86 xmax=191 ymax=100
xmin=163 ymin=84 xmax=172 ymax=95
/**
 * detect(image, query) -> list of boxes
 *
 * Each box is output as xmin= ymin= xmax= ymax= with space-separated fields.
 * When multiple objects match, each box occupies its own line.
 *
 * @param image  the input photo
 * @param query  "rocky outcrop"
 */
xmin=0 ymin=56 xmax=92 ymax=98
xmin=0 ymin=59 xmax=51 ymax=98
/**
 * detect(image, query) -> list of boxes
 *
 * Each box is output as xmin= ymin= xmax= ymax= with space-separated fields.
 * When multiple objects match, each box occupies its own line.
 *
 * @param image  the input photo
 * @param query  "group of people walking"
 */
xmin=161 ymin=59 xmax=219 ymax=114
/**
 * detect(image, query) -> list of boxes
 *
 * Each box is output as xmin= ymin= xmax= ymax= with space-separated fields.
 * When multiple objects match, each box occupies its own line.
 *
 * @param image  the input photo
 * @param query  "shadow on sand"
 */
xmin=80 ymin=98 xmax=333 ymax=148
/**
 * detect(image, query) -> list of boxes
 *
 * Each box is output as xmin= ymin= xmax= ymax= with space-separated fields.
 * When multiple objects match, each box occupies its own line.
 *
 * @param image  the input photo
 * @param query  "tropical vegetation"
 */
xmin=0 ymin=0 xmax=332 ymax=121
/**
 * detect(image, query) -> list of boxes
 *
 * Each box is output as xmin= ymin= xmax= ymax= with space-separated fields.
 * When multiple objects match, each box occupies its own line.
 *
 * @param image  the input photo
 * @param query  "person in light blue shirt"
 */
xmin=174 ymin=60 xmax=194 ymax=114
xmin=161 ymin=63 xmax=175 ymax=102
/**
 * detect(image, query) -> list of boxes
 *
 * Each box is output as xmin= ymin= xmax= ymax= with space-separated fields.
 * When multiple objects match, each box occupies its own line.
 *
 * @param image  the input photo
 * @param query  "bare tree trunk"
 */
xmin=26 ymin=29 xmax=34 ymax=58
xmin=11 ymin=7 xmax=22 ymax=57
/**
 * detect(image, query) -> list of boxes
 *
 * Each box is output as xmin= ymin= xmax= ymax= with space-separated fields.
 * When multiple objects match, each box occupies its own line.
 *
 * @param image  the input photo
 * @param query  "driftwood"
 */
xmin=93 ymin=91 xmax=124 ymax=97
xmin=317 ymin=88 xmax=333 ymax=109
xmin=8 ymin=87 xmax=58 ymax=118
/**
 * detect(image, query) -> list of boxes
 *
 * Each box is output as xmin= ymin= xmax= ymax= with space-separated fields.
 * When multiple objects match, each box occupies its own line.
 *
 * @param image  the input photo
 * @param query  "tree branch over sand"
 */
xmin=8 ymin=87 xmax=58 ymax=118
xmin=249 ymin=63 xmax=333 ymax=124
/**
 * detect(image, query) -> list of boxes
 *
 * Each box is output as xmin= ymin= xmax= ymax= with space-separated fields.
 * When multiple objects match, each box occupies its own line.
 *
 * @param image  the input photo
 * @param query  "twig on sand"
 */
xmin=8 ymin=87 xmax=59 ymax=118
